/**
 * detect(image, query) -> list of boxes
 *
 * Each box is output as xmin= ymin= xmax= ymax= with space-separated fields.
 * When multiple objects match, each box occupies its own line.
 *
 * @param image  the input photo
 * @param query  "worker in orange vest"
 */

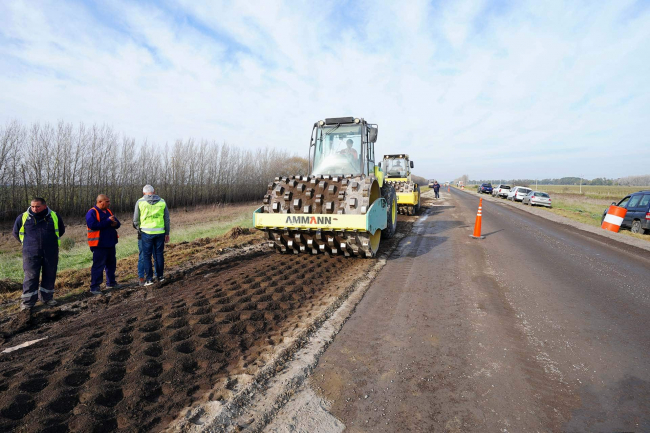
xmin=86 ymin=194 xmax=120 ymax=295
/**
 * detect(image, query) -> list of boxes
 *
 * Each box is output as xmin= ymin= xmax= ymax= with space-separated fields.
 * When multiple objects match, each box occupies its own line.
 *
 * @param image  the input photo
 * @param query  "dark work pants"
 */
xmin=141 ymin=233 xmax=165 ymax=280
xmin=22 ymin=249 xmax=58 ymax=307
xmin=90 ymin=247 xmax=117 ymax=290
xmin=435 ymin=190 xmax=440 ymax=198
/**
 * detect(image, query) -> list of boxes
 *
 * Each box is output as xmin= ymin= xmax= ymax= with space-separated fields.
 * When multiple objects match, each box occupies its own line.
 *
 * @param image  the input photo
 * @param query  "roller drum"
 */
xmin=260 ymin=174 xmax=380 ymax=257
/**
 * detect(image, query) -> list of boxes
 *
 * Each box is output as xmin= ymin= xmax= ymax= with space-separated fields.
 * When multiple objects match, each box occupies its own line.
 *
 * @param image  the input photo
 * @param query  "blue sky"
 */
xmin=1 ymin=0 xmax=649 ymax=181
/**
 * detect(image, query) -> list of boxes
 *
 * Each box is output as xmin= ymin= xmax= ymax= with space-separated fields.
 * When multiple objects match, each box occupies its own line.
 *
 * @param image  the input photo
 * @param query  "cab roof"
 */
xmin=383 ymin=154 xmax=409 ymax=159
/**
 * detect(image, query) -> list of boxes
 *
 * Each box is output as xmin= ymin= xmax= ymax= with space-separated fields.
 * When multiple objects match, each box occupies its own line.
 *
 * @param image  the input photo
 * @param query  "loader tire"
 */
xmin=414 ymin=185 xmax=421 ymax=214
xmin=382 ymin=185 xmax=397 ymax=239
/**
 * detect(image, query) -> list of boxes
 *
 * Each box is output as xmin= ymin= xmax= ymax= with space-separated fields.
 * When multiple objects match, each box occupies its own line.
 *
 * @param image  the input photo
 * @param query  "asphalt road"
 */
xmin=300 ymin=189 xmax=650 ymax=432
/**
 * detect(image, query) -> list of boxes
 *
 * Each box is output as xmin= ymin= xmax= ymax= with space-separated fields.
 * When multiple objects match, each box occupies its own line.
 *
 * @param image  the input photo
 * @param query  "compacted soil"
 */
xmin=0 ymin=248 xmax=373 ymax=432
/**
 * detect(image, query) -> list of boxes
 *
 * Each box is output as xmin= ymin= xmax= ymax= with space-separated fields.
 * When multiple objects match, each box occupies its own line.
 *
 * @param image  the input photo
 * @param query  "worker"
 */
xmin=12 ymin=197 xmax=65 ymax=311
xmin=390 ymin=160 xmax=404 ymax=176
xmin=86 ymin=194 xmax=121 ymax=295
xmin=338 ymin=139 xmax=358 ymax=159
xmin=133 ymin=185 xmax=170 ymax=286
xmin=433 ymin=180 xmax=441 ymax=199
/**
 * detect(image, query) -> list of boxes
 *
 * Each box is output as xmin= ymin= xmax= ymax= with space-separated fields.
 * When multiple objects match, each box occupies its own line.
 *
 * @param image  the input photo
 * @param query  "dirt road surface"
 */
xmin=270 ymin=188 xmax=650 ymax=432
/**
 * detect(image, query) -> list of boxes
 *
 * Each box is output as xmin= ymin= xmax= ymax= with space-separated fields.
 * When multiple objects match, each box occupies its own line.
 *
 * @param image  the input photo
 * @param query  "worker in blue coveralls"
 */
xmin=12 ymin=197 xmax=65 ymax=311
xmin=86 ymin=194 xmax=121 ymax=295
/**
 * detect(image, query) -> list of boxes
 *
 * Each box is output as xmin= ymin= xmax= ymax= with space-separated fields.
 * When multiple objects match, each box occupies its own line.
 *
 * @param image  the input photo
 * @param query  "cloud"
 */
xmin=1 ymin=0 xmax=649 ymax=181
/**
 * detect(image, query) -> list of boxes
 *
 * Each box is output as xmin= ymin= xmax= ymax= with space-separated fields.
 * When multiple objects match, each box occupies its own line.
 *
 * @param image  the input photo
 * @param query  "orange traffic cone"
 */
xmin=470 ymin=198 xmax=486 ymax=239
xmin=447 ymin=186 xmax=450 ymax=192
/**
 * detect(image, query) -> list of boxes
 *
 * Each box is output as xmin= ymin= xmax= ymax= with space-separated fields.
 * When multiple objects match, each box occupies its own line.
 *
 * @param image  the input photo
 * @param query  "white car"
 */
xmin=492 ymin=184 xmax=511 ymax=198
xmin=507 ymin=186 xmax=532 ymax=202
xmin=522 ymin=191 xmax=552 ymax=208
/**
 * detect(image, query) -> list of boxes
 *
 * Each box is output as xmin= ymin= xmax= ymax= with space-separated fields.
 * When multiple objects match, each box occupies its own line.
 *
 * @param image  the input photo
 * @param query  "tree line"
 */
xmin=466 ymin=175 xmax=650 ymax=186
xmin=0 ymin=120 xmax=308 ymax=221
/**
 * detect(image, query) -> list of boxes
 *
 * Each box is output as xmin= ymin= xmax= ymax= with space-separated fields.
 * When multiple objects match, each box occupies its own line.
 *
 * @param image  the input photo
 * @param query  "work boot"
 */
xmin=106 ymin=283 xmax=122 ymax=290
xmin=44 ymin=299 xmax=57 ymax=306
xmin=89 ymin=289 xmax=102 ymax=296
xmin=139 ymin=278 xmax=145 ymax=287
xmin=20 ymin=304 xmax=33 ymax=311
xmin=144 ymin=281 xmax=154 ymax=287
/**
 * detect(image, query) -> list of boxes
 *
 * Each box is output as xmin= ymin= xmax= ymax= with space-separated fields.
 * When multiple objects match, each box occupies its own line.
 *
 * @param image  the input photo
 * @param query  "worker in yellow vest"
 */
xmin=12 ymin=197 xmax=65 ymax=310
xmin=133 ymin=185 xmax=170 ymax=286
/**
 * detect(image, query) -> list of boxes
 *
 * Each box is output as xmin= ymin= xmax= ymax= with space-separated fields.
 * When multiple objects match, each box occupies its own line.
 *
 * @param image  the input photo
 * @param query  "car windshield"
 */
xmin=312 ymin=124 xmax=362 ymax=176
xmin=384 ymin=158 xmax=408 ymax=178
xmin=535 ymin=192 xmax=549 ymax=198
xmin=502 ymin=186 xmax=511 ymax=189
xmin=519 ymin=189 xmax=531 ymax=194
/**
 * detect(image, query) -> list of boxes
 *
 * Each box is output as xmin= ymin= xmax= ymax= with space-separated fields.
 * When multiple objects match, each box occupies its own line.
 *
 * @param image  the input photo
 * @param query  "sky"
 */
xmin=1 ymin=0 xmax=649 ymax=182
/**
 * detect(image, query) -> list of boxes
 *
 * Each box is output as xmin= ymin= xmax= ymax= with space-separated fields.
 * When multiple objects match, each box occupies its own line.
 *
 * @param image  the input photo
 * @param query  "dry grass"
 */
xmin=0 ymin=202 xmax=260 ymax=283
xmin=535 ymin=185 xmax=647 ymax=200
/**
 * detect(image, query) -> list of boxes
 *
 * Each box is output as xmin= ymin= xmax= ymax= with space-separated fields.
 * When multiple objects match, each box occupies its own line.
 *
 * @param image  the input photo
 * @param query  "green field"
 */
xmin=0 ymin=206 xmax=255 ymax=282
xmin=534 ymin=185 xmax=646 ymax=200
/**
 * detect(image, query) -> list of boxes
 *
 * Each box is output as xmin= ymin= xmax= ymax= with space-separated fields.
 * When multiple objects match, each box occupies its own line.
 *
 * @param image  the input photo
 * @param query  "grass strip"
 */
xmin=0 ymin=208 xmax=255 ymax=282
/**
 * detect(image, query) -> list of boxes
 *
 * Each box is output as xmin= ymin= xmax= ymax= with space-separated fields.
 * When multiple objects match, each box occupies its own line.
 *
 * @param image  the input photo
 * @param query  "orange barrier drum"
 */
xmin=601 ymin=205 xmax=627 ymax=233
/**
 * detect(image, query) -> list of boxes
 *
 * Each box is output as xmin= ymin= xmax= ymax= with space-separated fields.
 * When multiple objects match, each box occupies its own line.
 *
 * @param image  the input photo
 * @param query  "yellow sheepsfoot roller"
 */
xmin=254 ymin=117 xmax=398 ymax=258
xmin=382 ymin=154 xmax=421 ymax=215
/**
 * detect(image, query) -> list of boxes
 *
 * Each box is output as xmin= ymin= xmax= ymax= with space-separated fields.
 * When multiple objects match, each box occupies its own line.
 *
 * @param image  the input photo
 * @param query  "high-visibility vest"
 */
xmin=18 ymin=209 xmax=60 ymax=246
xmin=138 ymin=198 xmax=166 ymax=234
xmin=87 ymin=207 xmax=115 ymax=247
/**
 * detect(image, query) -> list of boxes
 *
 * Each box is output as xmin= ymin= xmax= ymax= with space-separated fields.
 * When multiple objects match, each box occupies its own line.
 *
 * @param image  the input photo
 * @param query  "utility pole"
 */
xmin=579 ymin=174 xmax=583 ymax=194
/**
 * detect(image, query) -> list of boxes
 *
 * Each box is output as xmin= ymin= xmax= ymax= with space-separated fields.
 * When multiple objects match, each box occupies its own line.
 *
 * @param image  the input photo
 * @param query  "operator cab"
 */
xmin=310 ymin=117 xmax=378 ymax=177
xmin=383 ymin=154 xmax=414 ymax=179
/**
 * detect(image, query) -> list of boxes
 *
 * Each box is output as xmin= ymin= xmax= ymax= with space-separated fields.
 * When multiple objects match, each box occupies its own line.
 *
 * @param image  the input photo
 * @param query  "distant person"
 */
xmin=433 ymin=181 xmax=441 ymax=199
xmin=133 ymin=185 xmax=170 ymax=286
xmin=338 ymin=139 xmax=358 ymax=159
xmin=12 ymin=197 xmax=65 ymax=311
xmin=390 ymin=160 xmax=404 ymax=176
xmin=86 ymin=194 xmax=121 ymax=295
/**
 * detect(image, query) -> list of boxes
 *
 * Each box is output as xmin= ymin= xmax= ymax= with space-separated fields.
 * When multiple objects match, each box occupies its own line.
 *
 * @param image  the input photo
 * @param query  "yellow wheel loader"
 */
xmin=382 ymin=154 xmax=421 ymax=215
xmin=253 ymin=117 xmax=398 ymax=258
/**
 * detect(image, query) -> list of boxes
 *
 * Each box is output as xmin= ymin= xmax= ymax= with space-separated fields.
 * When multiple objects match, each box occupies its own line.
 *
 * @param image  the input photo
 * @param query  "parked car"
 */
xmin=492 ymin=184 xmax=511 ymax=198
xmin=601 ymin=190 xmax=650 ymax=234
xmin=507 ymin=186 xmax=532 ymax=202
xmin=478 ymin=183 xmax=493 ymax=194
xmin=522 ymin=191 xmax=552 ymax=208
